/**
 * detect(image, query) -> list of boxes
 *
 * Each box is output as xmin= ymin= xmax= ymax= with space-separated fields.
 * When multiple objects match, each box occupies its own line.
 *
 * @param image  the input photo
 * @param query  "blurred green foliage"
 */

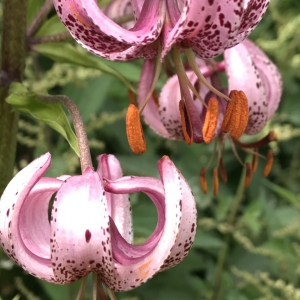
xmin=1 ymin=0 xmax=300 ymax=300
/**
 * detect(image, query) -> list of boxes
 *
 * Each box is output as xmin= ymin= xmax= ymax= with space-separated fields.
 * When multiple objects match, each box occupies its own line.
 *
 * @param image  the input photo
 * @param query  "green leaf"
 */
xmin=6 ymin=83 xmax=79 ymax=156
xmin=35 ymin=15 xmax=67 ymax=37
xmin=27 ymin=0 xmax=44 ymax=23
xmin=33 ymin=43 xmax=136 ymax=92
xmin=263 ymin=178 xmax=300 ymax=206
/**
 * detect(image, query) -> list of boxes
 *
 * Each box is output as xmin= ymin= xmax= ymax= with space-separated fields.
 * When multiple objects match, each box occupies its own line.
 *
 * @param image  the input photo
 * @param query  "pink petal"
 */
xmin=50 ymin=167 xmax=113 ymax=284
xmin=0 ymin=153 xmax=62 ymax=282
xmin=242 ymin=39 xmax=282 ymax=118
xmin=54 ymin=0 xmax=165 ymax=60
xmin=137 ymin=60 xmax=171 ymax=138
xmin=224 ymin=40 xmax=268 ymax=134
xmin=103 ymin=156 xmax=196 ymax=291
xmin=162 ymin=0 xmax=218 ymax=58
xmin=234 ymin=0 xmax=270 ymax=45
xmin=97 ymin=154 xmax=133 ymax=244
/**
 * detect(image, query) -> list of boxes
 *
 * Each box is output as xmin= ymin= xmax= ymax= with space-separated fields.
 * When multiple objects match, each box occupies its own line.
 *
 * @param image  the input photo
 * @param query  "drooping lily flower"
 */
xmin=53 ymin=0 xmax=270 ymax=61
xmin=0 ymin=152 xmax=196 ymax=292
xmin=53 ymin=0 xmax=270 ymax=149
xmin=136 ymin=39 xmax=282 ymax=192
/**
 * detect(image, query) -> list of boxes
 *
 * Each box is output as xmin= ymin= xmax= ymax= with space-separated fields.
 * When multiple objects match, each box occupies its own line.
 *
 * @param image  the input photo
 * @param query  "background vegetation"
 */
xmin=1 ymin=0 xmax=300 ymax=299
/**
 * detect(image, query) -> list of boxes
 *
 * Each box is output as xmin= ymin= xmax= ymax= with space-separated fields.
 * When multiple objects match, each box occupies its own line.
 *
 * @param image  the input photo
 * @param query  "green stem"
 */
xmin=0 ymin=0 xmax=28 ymax=194
xmin=211 ymin=162 xmax=248 ymax=300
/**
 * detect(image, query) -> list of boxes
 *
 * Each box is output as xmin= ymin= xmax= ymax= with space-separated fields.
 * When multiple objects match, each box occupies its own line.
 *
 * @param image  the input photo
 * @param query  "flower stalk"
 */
xmin=38 ymin=95 xmax=92 ymax=172
xmin=0 ymin=0 xmax=28 ymax=194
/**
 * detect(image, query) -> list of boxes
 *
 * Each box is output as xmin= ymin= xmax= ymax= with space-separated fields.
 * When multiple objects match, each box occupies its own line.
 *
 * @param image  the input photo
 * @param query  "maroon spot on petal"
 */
xmin=85 ymin=229 xmax=92 ymax=243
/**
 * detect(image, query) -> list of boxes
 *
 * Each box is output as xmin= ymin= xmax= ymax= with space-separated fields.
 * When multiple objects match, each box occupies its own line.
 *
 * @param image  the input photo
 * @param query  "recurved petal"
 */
xmin=162 ymin=0 xmax=218 ymax=58
xmin=50 ymin=167 xmax=113 ymax=284
xmin=0 ymin=153 xmax=62 ymax=282
xmin=103 ymin=156 xmax=196 ymax=291
xmin=137 ymin=60 xmax=171 ymax=138
xmin=97 ymin=154 xmax=133 ymax=244
xmin=234 ymin=0 xmax=270 ymax=46
xmin=242 ymin=39 xmax=282 ymax=118
xmin=224 ymin=41 xmax=268 ymax=134
xmin=54 ymin=0 xmax=164 ymax=60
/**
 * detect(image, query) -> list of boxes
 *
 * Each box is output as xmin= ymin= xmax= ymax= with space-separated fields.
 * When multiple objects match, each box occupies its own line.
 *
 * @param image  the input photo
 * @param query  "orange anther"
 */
xmin=222 ymin=90 xmax=249 ymax=140
xmin=179 ymin=100 xmax=193 ymax=145
xmin=128 ymin=89 xmax=136 ymax=105
xmin=213 ymin=167 xmax=219 ymax=196
xmin=126 ymin=104 xmax=146 ymax=154
xmin=263 ymin=150 xmax=273 ymax=177
xmin=203 ymin=98 xmax=219 ymax=144
xmin=200 ymin=167 xmax=208 ymax=194
xmin=219 ymin=157 xmax=228 ymax=183
xmin=252 ymin=148 xmax=259 ymax=174
xmin=244 ymin=163 xmax=252 ymax=188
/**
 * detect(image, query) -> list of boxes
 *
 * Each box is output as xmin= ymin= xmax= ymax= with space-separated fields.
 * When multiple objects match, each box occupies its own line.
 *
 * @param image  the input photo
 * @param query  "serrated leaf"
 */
xmin=6 ymin=83 xmax=79 ymax=156
xmin=33 ymin=43 xmax=136 ymax=92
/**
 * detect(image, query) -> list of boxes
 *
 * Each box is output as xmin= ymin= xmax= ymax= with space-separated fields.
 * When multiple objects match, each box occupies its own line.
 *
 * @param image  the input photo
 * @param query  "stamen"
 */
xmin=263 ymin=150 xmax=273 ymax=177
xmin=213 ymin=167 xmax=219 ymax=196
xmin=139 ymin=43 xmax=162 ymax=114
xmin=219 ymin=157 xmax=228 ymax=183
xmin=234 ymin=131 xmax=278 ymax=149
xmin=185 ymin=48 xmax=231 ymax=102
xmin=179 ymin=100 xmax=193 ymax=145
xmin=173 ymin=47 xmax=207 ymax=108
xmin=128 ymin=89 xmax=136 ymax=105
xmin=200 ymin=167 xmax=208 ymax=194
xmin=222 ymin=90 xmax=249 ymax=140
xmin=244 ymin=162 xmax=252 ymax=188
xmin=126 ymin=104 xmax=146 ymax=154
xmin=252 ymin=148 xmax=259 ymax=174
xmin=203 ymin=98 xmax=219 ymax=144
xmin=75 ymin=276 xmax=88 ymax=300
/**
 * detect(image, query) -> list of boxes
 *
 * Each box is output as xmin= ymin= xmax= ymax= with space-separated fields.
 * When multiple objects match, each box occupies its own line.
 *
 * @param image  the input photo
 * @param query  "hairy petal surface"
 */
xmin=0 ymin=153 xmax=63 ymax=282
xmin=104 ymin=156 xmax=197 ymax=291
xmin=97 ymin=154 xmax=133 ymax=243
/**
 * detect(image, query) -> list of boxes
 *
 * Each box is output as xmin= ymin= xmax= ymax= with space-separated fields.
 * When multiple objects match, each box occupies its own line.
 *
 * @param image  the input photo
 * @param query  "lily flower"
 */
xmin=136 ymin=39 xmax=282 ymax=193
xmin=0 ymin=152 xmax=196 ymax=293
xmin=53 ymin=0 xmax=270 ymax=61
xmin=54 ymin=0 xmax=270 ymax=150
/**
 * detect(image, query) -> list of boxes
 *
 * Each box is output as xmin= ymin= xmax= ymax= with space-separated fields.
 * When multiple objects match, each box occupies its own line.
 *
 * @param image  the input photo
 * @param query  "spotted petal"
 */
xmin=103 ymin=156 xmax=197 ymax=291
xmin=97 ymin=154 xmax=133 ymax=244
xmin=225 ymin=39 xmax=268 ymax=134
xmin=50 ymin=167 xmax=113 ymax=284
xmin=0 ymin=153 xmax=64 ymax=282
xmin=54 ymin=0 xmax=165 ymax=60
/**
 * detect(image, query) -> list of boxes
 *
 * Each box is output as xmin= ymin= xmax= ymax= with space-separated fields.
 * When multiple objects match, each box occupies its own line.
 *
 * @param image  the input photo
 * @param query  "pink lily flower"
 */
xmin=0 ymin=152 xmax=196 ymax=291
xmin=138 ymin=39 xmax=282 ymax=142
xmin=53 ymin=0 xmax=270 ymax=61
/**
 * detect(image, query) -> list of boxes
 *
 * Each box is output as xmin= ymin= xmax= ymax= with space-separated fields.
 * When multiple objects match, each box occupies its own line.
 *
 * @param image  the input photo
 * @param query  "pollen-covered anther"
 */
xmin=222 ymin=90 xmax=249 ymax=140
xmin=126 ymin=104 xmax=146 ymax=154
xmin=203 ymin=98 xmax=219 ymax=144
xmin=219 ymin=157 xmax=228 ymax=183
xmin=244 ymin=163 xmax=253 ymax=188
xmin=263 ymin=150 xmax=273 ymax=177
xmin=200 ymin=167 xmax=208 ymax=194
xmin=213 ymin=167 xmax=219 ymax=196
xmin=252 ymin=148 xmax=259 ymax=174
xmin=179 ymin=100 xmax=192 ymax=145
